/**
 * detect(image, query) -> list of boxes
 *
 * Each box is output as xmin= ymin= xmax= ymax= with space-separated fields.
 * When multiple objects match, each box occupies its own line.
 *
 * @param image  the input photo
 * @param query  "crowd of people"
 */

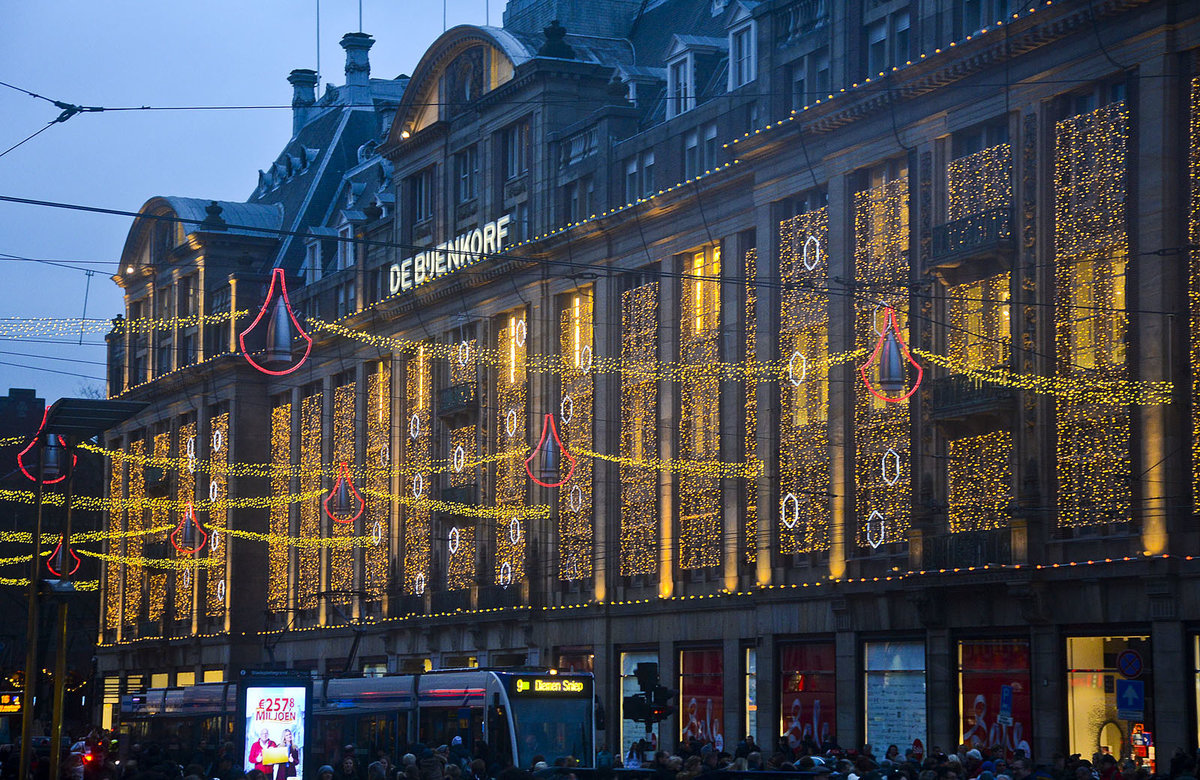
xmin=4 ymin=733 xmax=1200 ymax=780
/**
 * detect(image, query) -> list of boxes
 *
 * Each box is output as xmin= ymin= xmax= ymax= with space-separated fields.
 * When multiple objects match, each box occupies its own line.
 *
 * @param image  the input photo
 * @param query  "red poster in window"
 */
xmin=679 ymin=649 xmax=724 ymax=751
xmin=960 ymin=641 xmax=1033 ymax=759
xmin=780 ymin=643 xmax=836 ymax=750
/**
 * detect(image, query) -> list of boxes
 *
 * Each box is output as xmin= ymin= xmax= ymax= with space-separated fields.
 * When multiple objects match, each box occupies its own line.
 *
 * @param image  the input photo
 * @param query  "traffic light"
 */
xmin=635 ymin=662 xmax=659 ymax=692
xmin=623 ymin=692 xmax=649 ymax=723
xmin=648 ymin=684 xmax=675 ymax=724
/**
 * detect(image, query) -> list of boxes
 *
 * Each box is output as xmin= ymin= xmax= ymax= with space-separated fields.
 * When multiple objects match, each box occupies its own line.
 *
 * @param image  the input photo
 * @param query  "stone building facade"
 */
xmin=100 ymin=0 xmax=1200 ymax=761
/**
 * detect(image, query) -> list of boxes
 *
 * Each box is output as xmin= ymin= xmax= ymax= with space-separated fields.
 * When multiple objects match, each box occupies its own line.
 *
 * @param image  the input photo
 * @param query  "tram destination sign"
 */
xmin=389 ymin=214 xmax=512 ymax=294
xmin=510 ymin=675 xmax=592 ymax=698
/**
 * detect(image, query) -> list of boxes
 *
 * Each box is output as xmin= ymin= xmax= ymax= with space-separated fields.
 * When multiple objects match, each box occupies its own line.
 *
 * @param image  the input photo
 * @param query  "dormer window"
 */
xmin=668 ymin=56 xmax=694 ymax=118
xmin=729 ymin=22 xmax=756 ymax=89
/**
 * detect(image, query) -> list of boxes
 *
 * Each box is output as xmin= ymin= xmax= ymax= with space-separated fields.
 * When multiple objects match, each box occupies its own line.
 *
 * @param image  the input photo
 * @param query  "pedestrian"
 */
xmin=367 ymin=754 xmax=393 ymax=780
xmin=318 ymin=767 xmax=335 ymax=780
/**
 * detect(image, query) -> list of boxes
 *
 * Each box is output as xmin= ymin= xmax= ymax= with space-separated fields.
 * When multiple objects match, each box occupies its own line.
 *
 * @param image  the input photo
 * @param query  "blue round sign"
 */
xmin=1117 ymin=649 xmax=1143 ymax=679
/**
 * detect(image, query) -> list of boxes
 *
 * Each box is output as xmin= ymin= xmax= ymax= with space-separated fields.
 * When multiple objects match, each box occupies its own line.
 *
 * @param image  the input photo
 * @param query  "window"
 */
xmin=685 ymin=130 xmax=699 ymax=179
xmin=958 ymin=640 xmax=1032 ymax=756
xmin=620 ymin=651 xmax=659 ymax=760
xmin=1067 ymin=636 xmax=1153 ymax=763
xmin=625 ymin=158 xmax=639 ymax=203
xmin=1064 ymin=252 xmax=1125 ymax=371
xmin=512 ymin=201 xmax=530 ymax=242
xmin=679 ymin=648 xmax=724 ymax=749
xmin=864 ymin=641 xmax=926 ymax=749
xmin=959 ymin=0 xmax=1010 ymax=37
xmin=790 ymin=49 xmax=832 ymax=109
xmin=410 ymin=168 xmax=434 ymax=224
xmin=455 ymin=145 xmax=478 ymax=203
xmin=864 ymin=10 xmax=910 ymax=77
xmin=703 ymin=124 xmax=718 ymax=172
xmin=744 ymin=648 xmax=757 ymax=741
xmin=642 ymin=151 xmax=655 ymax=196
xmin=565 ymin=176 xmax=594 ymax=223
xmin=625 ymin=151 xmax=656 ymax=202
xmin=729 ymin=23 xmax=756 ymax=89
xmin=337 ymin=225 xmax=354 ymax=270
xmin=304 ymin=242 xmax=322 ymax=283
xmin=668 ymin=57 xmax=694 ymax=118
xmin=336 ymin=281 xmax=356 ymax=318
xmin=781 ymin=643 xmax=836 ymax=748
xmin=501 ymin=120 xmax=530 ymax=181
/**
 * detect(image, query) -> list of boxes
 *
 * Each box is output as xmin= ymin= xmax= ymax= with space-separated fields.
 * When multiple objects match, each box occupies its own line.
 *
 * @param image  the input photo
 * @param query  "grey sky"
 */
xmin=0 ymin=0 xmax=494 ymax=402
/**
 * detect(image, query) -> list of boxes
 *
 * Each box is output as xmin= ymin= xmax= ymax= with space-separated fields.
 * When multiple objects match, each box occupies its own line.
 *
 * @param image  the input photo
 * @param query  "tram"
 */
xmin=119 ymin=669 xmax=595 ymax=770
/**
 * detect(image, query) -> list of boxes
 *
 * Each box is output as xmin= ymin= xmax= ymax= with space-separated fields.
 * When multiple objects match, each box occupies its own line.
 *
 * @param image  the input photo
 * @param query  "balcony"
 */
xmin=431 ymin=588 xmax=471 ymax=613
xmin=922 ymin=528 xmax=1012 ymax=570
xmin=931 ymin=373 xmax=1013 ymax=431
xmin=437 ymin=383 xmax=476 ymax=420
xmin=440 ymin=484 xmax=475 ymax=508
xmin=927 ymin=207 xmax=1014 ymax=285
xmin=478 ymin=583 xmax=523 ymax=610
xmin=776 ymin=0 xmax=828 ymax=45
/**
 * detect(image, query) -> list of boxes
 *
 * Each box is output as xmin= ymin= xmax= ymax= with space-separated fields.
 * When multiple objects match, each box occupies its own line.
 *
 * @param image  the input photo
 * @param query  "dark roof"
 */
xmin=159 ymin=197 xmax=283 ymax=238
xmin=630 ymin=0 xmax=729 ymax=67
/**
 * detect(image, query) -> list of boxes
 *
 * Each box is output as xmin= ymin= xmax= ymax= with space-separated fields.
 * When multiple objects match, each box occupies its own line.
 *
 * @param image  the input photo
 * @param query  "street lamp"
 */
xmin=17 ymin=398 xmax=146 ymax=780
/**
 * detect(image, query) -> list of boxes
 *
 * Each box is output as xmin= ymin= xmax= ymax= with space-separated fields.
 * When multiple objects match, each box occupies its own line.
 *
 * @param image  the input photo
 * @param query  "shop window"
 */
xmin=864 ymin=641 xmax=926 ymax=750
xmin=620 ymin=651 xmax=659 ymax=760
xmin=363 ymin=663 xmax=387 ymax=677
xmin=203 ymin=669 xmax=224 ymax=683
xmin=744 ymin=648 xmax=757 ymax=742
xmin=176 ymin=671 xmax=196 ymax=687
xmin=781 ymin=642 xmax=836 ymax=750
xmin=557 ymin=647 xmax=595 ymax=674
xmin=1067 ymin=636 xmax=1153 ymax=768
xmin=151 ymin=672 xmax=169 ymax=689
xmin=679 ymin=647 xmax=724 ymax=750
xmin=958 ymin=640 xmax=1032 ymax=757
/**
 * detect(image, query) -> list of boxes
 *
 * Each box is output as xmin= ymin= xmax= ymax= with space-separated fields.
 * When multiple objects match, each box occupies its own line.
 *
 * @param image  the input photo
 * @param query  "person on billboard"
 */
xmin=276 ymin=729 xmax=301 ymax=780
xmin=249 ymin=728 xmax=279 ymax=774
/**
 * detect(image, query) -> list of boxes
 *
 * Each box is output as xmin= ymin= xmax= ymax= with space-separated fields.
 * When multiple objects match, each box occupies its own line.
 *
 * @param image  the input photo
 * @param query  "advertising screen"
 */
xmin=243 ymin=685 xmax=307 ymax=780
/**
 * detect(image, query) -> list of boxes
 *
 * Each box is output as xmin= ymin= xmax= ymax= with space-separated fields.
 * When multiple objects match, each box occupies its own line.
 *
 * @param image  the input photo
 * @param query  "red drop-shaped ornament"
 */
xmin=324 ymin=461 xmax=365 ymax=524
xmin=859 ymin=306 xmax=923 ymax=402
xmin=46 ymin=533 xmax=81 ymax=577
xmin=524 ymin=413 xmax=577 ymax=488
xmin=238 ymin=268 xmax=313 ymax=375
xmin=171 ymin=501 xmax=210 ymax=555
xmin=16 ymin=406 xmax=77 ymax=484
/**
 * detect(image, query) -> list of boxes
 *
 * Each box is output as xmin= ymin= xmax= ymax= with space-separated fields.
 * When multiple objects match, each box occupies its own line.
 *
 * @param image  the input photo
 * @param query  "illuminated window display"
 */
xmin=780 ymin=642 xmax=836 ymax=749
xmin=364 ymin=362 xmax=390 ymax=601
xmin=404 ymin=349 xmax=431 ymax=595
xmin=329 ymin=381 xmax=356 ymax=606
xmin=619 ymin=650 xmax=658 ymax=760
xmin=1066 ymin=636 xmax=1153 ymax=766
xmin=207 ymin=412 xmax=229 ymax=620
xmin=105 ymin=452 xmax=124 ymax=635
xmin=297 ymin=393 xmax=322 ymax=610
xmin=679 ymin=648 xmax=724 ymax=750
xmin=958 ymin=639 xmax=1032 ymax=757
xmin=559 ymin=293 xmax=594 ymax=580
xmin=619 ymin=283 xmax=659 ymax=577
xmin=267 ymin=404 xmax=290 ymax=613
xmin=495 ymin=311 xmax=527 ymax=586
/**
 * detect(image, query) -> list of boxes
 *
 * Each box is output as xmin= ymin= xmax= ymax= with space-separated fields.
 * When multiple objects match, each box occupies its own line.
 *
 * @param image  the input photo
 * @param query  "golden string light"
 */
xmin=298 ymin=392 xmax=322 ymax=609
xmin=744 ymin=247 xmax=758 ymax=565
xmin=946 ymin=274 xmax=1011 ymax=369
xmin=174 ymin=421 xmax=196 ymax=622
xmin=122 ymin=440 xmax=144 ymax=632
xmin=329 ymin=381 xmax=356 ymax=607
xmin=404 ymin=347 xmax=431 ymax=595
xmin=1189 ymin=76 xmax=1200 ymax=510
xmin=559 ymin=292 xmax=594 ymax=581
xmin=446 ymin=424 xmax=477 ymax=591
xmin=854 ymin=176 xmax=911 ymax=548
xmin=947 ymin=143 xmax=1012 ymax=221
xmin=147 ymin=432 xmax=169 ymax=623
xmin=679 ymin=246 xmax=722 ymax=570
xmin=948 ymin=431 xmax=1014 ymax=532
xmin=780 ymin=208 xmax=832 ymax=554
xmin=619 ymin=282 xmax=659 ymax=577
xmin=80 ymin=549 xmax=219 ymax=570
xmin=1054 ymin=101 xmax=1131 ymax=528
xmin=365 ymin=361 xmax=391 ymax=600
xmin=495 ymin=311 xmax=527 ymax=586
xmin=207 ymin=412 xmax=229 ymax=619
xmin=0 ymin=310 xmax=246 ymax=338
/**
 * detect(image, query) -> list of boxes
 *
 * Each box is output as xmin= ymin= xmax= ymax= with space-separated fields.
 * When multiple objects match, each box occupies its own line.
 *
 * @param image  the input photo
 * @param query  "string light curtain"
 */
xmin=446 ymin=425 xmax=477 ymax=591
xmin=298 ymin=392 xmax=322 ymax=609
xmin=744 ymin=247 xmax=758 ymax=566
xmin=207 ymin=412 xmax=229 ymax=619
xmin=1189 ymin=77 xmax=1200 ymax=511
xmin=779 ymin=208 xmax=832 ymax=554
xmin=619 ymin=283 xmax=659 ymax=577
xmin=559 ymin=291 xmax=594 ymax=581
xmin=403 ymin=348 xmax=431 ymax=595
xmin=679 ymin=249 xmax=723 ymax=570
xmin=267 ymin=404 xmax=291 ymax=612
xmin=122 ymin=439 xmax=145 ymax=633
xmin=854 ymin=176 xmax=911 ymax=548
xmin=947 ymin=143 xmax=1012 ymax=220
xmin=495 ymin=312 xmax=528 ymax=586
xmin=146 ymin=432 xmax=169 ymax=624
xmin=104 ymin=453 xmax=124 ymax=636
xmin=329 ymin=382 xmax=356 ymax=607
xmin=173 ymin=421 xmax=196 ymax=623
xmin=365 ymin=362 xmax=391 ymax=600
xmin=1054 ymin=101 xmax=1130 ymax=528
xmin=948 ymin=431 xmax=1014 ymax=532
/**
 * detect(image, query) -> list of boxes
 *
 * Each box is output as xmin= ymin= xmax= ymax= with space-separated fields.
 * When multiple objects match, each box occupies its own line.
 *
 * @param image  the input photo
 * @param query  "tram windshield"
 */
xmin=509 ymin=696 xmax=592 ymax=769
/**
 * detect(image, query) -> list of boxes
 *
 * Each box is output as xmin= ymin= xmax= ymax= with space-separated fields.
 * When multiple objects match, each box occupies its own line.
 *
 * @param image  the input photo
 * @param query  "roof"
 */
xmin=158 ymin=197 xmax=283 ymax=237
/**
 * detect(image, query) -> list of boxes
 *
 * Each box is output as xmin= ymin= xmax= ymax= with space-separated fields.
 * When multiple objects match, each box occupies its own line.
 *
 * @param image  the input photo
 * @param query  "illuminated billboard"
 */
xmin=239 ymin=672 xmax=310 ymax=780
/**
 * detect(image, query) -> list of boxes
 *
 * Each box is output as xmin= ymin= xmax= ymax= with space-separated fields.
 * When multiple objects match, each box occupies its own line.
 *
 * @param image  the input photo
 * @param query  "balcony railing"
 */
xmin=440 ymin=484 xmax=475 ymax=508
xmin=928 ymin=207 xmax=1014 ymax=283
xmin=776 ymin=0 xmax=828 ymax=45
xmin=923 ymin=528 xmax=1012 ymax=569
xmin=437 ymin=383 xmax=476 ymax=418
xmin=431 ymin=588 xmax=471 ymax=613
xmin=477 ymin=584 xmax=523 ymax=610
xmin=931 ymin=374 xmax=1014 ymax=420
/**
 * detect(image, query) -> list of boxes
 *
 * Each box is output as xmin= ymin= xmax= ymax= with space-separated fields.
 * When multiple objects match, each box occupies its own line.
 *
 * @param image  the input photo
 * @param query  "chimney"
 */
xmin=287 ymin=69 xmax=318 ymax=135
xmin=340 ymin=32 xmax=374 ymax=106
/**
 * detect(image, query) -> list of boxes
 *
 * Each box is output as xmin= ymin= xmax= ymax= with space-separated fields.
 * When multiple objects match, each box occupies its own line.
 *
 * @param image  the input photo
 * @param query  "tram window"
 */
xmin=419 ymin=708 xmax=483 ymax=751
xmin=316 ymin=716 xmax=345 ymax=767
xmin=357 ymin=714 xmax=398 ymax=758
xmin=488 ymin=706 xmax=514 ymax=769
xmin=510 ymin=697 xmax=593 ymax=769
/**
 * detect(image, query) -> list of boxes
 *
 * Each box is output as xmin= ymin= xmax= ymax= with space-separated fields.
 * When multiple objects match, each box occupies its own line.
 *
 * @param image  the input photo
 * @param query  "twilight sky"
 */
xmin=0 ymin=0 xmax=496 ymax=403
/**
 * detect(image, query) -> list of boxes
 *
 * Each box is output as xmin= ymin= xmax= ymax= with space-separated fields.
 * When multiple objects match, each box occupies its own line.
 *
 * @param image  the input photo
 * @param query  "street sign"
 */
xmin=998 ymin=684 xmax=1014 ymax=727
xmin=1116 ymin=679 xmax=1144 ymax=721
xmin=1117 ymin=649 xmax=1143 ymax=679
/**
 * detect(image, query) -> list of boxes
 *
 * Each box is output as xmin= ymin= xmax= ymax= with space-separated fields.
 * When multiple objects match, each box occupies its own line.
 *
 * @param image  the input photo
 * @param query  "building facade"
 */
xmin=99 ymin=0 xmax=1200 ymax=762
